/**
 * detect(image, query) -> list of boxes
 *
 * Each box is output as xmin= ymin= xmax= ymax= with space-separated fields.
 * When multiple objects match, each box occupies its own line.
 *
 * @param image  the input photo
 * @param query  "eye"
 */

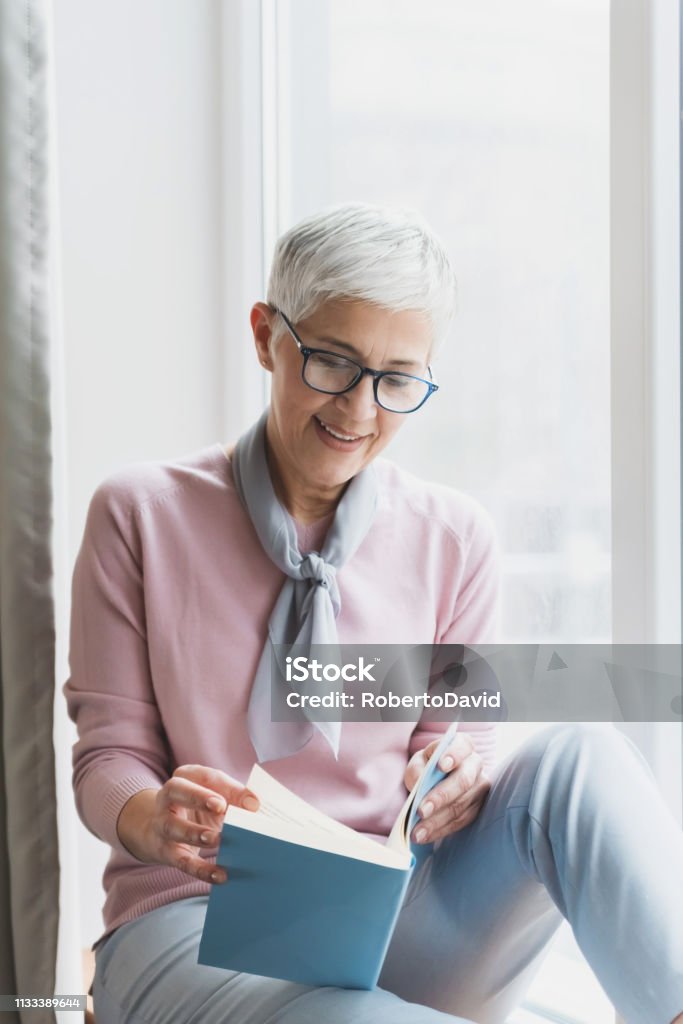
xmin=313 ymin=352 xmax=354 ymax=371
xmin=383 ymin=373 xmax=413 ymax=389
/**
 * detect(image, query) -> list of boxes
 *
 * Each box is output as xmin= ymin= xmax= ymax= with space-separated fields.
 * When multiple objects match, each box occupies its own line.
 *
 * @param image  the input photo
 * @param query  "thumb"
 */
xmin=404 ymin=739 xmax=440 ymax=790
xmin=172 ymin=764 xmax=259 ymax=811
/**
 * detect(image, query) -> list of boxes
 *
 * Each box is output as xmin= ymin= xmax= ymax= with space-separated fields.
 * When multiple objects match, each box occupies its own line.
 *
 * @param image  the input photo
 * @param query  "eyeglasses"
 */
xmin=273 ymin=309 xmax=439 ymax=414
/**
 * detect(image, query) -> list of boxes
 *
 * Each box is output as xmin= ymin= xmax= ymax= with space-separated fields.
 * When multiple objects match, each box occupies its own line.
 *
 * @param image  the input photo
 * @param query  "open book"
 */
xmin=197 ymin=722 xmax=459 ymax=989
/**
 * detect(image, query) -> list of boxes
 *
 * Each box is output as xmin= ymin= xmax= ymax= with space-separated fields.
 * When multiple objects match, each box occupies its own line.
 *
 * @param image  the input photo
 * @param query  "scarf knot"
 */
xmin=301 ymin=553 xmax=336 ymax=591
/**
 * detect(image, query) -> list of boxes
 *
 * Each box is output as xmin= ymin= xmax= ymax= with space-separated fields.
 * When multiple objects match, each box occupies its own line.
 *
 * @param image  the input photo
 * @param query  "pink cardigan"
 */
xmin=63 ymin=443 xmax=501 ymax=945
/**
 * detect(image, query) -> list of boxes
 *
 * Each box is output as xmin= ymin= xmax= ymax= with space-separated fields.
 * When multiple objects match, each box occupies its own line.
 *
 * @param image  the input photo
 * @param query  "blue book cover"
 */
xmin=198 ymin=722 xmax=458 ymax=989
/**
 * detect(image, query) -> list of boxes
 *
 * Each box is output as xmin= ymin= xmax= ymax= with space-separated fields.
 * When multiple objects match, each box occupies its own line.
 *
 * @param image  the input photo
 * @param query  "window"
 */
xmin=274 ymin=0 xmax=611 ymax=645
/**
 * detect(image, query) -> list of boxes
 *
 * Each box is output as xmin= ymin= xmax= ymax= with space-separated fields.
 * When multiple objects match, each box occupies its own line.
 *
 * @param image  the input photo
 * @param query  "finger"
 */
xmin=159 ymin=775 xmax=229 ymax=818
xmin=417 ymin=750 xmax=483 ymax=820
xmin=165 ymin=842 xmax=228 ymax=885
xmin=403 ymin=749 xmax=428 ymax=791
xmin=413 ymin=761 xmax=489 ymax=839
xmin=443 ymin=775 xmax=489 ymax=823
xmin=154 ymin=809 xmax=222 ymax=850
xmin=412 ymin=778 xmax=490 ymax=844
xmin=406 ymin=733 xmax=474 ymax=791
xmin=404 ymin=734 xmax=447 ymax=789
xmin=428 ymin=788 xmax=489 ymax=841
xmin=421 ymin=773 xmax=487 ymax=837
xmin=432 ymin=798 xmax=484 ymax=840
xmin=435 ymin=732 xmax=474 ymax=773
xmin=173 ymin=764 xmax=260 ymax=812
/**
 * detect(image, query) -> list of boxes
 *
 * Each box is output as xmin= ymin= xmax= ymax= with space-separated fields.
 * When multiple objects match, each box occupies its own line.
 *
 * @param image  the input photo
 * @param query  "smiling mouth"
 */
xmin=314 ymin=416 xmax=366 ymax=442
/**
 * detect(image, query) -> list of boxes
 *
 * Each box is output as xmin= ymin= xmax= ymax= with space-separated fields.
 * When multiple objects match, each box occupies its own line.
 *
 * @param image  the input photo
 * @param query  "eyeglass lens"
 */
xmin=304 ymin=351 xmax=430 ymax=412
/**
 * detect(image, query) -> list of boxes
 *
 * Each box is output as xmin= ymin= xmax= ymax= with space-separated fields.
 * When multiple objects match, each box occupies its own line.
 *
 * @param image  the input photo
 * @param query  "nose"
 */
xmin=334 ymin=371 xmax=378 ymax=421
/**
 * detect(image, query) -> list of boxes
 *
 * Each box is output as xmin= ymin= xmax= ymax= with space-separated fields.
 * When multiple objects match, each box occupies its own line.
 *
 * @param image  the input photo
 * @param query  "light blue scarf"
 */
xmin=232 ymin=409 xmax=378 ymax=763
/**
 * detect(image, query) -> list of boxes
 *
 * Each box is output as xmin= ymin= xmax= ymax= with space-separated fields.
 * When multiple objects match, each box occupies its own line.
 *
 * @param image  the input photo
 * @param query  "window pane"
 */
xmin=281 ymin=0 xmax=610 ymax=643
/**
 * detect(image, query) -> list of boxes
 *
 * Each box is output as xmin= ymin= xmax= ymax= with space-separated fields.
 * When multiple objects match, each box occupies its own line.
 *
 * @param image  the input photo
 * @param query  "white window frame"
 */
xmin=219 ymin=0 xmax=272 ymax=442
xmin=611 ymin=0 xmax=681 ymax=648
xmin=610 ymin=0 xmax=682 ymax=835
xmin=611 ymin=12 xmax=683 ymax=1024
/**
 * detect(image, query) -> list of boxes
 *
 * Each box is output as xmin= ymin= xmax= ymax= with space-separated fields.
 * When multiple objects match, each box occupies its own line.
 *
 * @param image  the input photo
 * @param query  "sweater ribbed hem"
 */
xmin=98 ymin=772 xmax=163 ymax=854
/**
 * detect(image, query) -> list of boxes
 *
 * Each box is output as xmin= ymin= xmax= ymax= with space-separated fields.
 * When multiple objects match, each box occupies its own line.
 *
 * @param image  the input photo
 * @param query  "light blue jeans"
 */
xmin=92 ymin=724 xmax=683 ymax=1024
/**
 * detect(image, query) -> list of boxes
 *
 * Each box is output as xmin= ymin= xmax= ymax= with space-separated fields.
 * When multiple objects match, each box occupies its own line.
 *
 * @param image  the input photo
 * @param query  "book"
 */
xmin=197 ymin=722 xmax=459 ymax=989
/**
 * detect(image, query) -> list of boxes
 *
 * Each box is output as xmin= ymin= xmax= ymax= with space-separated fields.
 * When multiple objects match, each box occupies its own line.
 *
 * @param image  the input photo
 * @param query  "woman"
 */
xmin=64 ymin=204 xmax=683 ymax=1024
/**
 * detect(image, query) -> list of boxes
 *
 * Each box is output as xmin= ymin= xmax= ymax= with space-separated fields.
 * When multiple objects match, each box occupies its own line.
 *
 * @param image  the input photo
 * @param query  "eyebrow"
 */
xmin=316 ymin=335 xmax=423 ymax=370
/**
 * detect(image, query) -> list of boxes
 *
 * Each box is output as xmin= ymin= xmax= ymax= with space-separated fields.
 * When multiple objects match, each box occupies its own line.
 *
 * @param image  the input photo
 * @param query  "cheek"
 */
xmin=271 ymin=374 xmax=324 ymax=435
xmin=376 ymin=413 xmax=406 ymax=446
xmin=271 ymin=365 xmax=308 ymax=410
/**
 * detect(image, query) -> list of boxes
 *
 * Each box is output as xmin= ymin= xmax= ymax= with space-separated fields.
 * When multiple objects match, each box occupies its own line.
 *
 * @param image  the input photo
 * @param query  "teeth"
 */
xmin=317 ymin=417 xmax=361 ymax=442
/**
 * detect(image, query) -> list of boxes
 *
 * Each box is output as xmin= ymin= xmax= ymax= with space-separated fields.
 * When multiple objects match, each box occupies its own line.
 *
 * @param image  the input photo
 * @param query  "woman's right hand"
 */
xmin=116 ymin=764 xmax=260 ymax=884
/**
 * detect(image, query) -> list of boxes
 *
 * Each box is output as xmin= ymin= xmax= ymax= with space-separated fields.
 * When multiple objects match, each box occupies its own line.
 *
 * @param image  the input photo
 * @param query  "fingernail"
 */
xmin=200 ymin=831 xmax=213 ymax=845
xmin=241 ymin=794 xmax=259 ymax=812
xmin=414 ymin=828 xmax=428 ymax=844
xmin=420 ymin=800 xmax=434 ymax=819
xmin=207 ymin=798 xmax=225 ymax=813
xmin=440 ymin=756 xmax=454 ymax=771
xmin=211 ymin=870 xmax=226 ymax=883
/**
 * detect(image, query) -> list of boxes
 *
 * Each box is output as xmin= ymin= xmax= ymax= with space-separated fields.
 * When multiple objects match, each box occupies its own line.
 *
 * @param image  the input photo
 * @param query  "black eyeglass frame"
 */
xmin=273 ymin=308 xmax=439 ymax=414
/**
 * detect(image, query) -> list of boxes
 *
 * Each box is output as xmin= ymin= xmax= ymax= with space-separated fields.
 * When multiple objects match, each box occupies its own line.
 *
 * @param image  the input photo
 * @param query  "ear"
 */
xmin=250 ymin=302 xmax=276 ymax=371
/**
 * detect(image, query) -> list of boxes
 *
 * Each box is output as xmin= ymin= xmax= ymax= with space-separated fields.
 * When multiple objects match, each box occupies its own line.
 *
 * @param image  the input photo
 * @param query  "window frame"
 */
xmin=610 ymin=0 xmax=682 ymax=843
xmin=219 ymin=0 xmax=271 ymax=441
xmin=610 ymin=0 xmax=681 ymax=649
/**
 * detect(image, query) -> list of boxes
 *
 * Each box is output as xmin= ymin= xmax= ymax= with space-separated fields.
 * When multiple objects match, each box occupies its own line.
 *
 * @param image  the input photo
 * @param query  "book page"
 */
xmin=225 ymin=803 xmax=410 ymax=869
xmin=246 ymin=765 xmax=384 ymax=846
xmin=227 ymin=764 xmax=411 ymax=868
xmin=385 ymin=722 xmax=459 ymax=854
xmin=246 ymin=765 xmax=362 ymax=838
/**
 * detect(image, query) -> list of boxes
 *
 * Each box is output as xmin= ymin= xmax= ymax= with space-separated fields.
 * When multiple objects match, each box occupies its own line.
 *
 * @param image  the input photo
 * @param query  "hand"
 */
xmin=404 ymin=733 xmax=490 ymax=845
xmin=116 ymin=764 xmax=260 ymax=884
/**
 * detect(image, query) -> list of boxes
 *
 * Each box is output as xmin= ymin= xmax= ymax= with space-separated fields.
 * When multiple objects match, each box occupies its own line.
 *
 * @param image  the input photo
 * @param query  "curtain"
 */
xmin=0 ymin=0 xmax=60 ymax=1021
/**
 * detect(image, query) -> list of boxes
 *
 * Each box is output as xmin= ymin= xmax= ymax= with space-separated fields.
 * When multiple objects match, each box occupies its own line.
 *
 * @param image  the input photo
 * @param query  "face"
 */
xmin=250 ymin=298 xmax=433 ymax=517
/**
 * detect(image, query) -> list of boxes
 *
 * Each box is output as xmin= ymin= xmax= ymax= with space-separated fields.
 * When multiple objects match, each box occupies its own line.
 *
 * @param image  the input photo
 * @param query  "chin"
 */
xmin=316 ymin=463 xmax=359 ymax=487
xmin=313 ymin=456 xmax=364 ymax=487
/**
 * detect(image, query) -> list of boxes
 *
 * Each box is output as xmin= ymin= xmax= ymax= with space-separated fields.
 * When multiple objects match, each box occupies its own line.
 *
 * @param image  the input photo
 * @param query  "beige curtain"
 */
xmin=0 ymin=0 xmax=60 ymax=1021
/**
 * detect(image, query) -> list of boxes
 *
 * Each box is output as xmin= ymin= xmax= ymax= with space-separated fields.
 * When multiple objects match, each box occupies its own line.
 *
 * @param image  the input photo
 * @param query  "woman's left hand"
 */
xmin=404 ymin=733 xmax=490 ymax=845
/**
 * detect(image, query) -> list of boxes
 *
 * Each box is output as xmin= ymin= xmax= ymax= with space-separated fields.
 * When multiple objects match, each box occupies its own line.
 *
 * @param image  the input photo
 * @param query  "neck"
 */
xmin=264 ymin=427 xmax=345 ymax=525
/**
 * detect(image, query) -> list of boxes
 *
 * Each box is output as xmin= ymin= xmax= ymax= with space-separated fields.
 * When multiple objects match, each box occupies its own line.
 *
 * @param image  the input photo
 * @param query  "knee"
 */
xmin=538 ymin=721 xmax=615 ymax=750
xmin=530 ymin=723 xmax=643 ymax=793
xmin=493 ymin=724 xmax=648 ymax=816
xmin=541 ymin=722 xmax=630 ymax=757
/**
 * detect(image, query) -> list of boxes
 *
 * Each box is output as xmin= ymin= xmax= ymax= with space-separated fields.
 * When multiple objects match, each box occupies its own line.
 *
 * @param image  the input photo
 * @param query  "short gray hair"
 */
xmin=266 ymin=203 xmax=457 ymax=353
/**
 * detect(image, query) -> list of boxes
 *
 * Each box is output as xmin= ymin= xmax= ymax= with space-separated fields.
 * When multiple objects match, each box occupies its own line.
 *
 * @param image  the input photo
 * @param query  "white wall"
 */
xmin=53 ymin=0 xmax=228 ymax=947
